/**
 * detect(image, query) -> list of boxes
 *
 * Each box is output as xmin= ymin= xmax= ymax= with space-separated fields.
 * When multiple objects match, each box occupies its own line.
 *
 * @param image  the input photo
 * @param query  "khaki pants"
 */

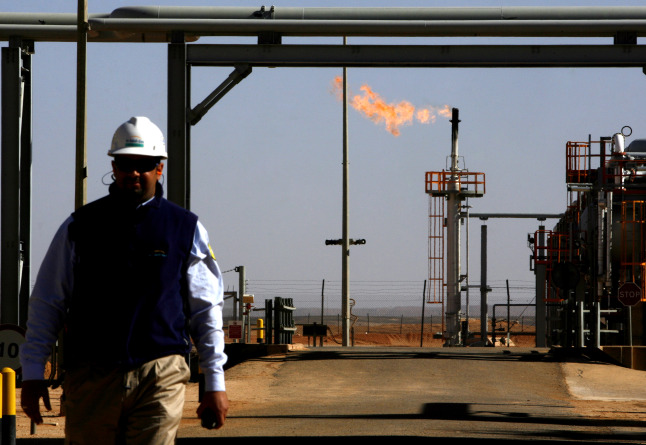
xmin=63 ymin=355 xmax=191 ymax=445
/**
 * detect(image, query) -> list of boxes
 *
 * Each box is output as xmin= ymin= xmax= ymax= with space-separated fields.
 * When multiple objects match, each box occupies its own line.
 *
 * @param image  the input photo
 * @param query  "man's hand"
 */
xmin=21 ymin=380 xmax=51 ymax=424
xmin=196 ymin=390 xmax=228 ymax=429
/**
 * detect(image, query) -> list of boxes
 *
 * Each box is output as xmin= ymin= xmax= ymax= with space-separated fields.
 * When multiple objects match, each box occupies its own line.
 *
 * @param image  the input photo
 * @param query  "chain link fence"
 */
xmin=222 ymin=278 xmax=538 ymax=346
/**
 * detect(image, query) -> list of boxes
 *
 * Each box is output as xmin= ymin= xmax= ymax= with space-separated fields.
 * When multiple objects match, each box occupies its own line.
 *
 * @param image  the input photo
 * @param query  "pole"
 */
xmin=421 ymin=280 xmax=427 ymax=347
xmin=1 ymin=41 xmax=22 ymax=325
xmin=535 ymin=225 xmax=547 ymax=347
xmin=167 ymin=32 xmax=187 ymax=207
xmin=237 ymin=266 xmax=245 ymax=322
xmin=75 ymin=0 xmax=88 ymax=210
xmin=465 ymin=200 xmax=470 ymax=336
xmin=445 ymin=108 xmax=461 ymax=346
xmin=321 ymin=279 xmax=325 ymax=325
xmin=506 ymin=279 xmax=511 ymax=342
xmin=19 ymin=41 xmax=33 ymax=329
xmin=480 ymin=224 xmax=488 ymax=344
xmin=341 ymin=36 xmax=351 ymax=347
xmin=320 ymin=279 xmax=325 ymax=346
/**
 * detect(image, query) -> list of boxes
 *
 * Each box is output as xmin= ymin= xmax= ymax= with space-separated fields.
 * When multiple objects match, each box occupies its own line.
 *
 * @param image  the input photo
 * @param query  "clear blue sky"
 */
xmin=4 ymin=1 xmax=646 ymax=311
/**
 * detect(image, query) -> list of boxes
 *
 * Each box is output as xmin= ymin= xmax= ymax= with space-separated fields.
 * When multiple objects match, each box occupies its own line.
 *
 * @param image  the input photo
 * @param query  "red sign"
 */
xmin=618 ymin=282 xmax=642 ymax=306
xmin=228 ymin=321 xmax=243 ymax=339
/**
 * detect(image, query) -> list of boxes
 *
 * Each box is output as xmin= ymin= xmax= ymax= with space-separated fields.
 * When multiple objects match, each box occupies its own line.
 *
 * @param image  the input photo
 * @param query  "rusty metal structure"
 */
xmin=530 ymin=128 xmax=646 ymax=351
xmin=425 ymin=109 xmax=485 ymax=346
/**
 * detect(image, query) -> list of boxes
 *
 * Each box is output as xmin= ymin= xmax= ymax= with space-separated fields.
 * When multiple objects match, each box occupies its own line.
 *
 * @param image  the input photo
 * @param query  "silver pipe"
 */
xmin=2 ymin=6 xmax=646 ymax=25
xmin=5 ymin=13 xmax=646 ymax=41
xmin=0 ymin=25 xmax=178 ymax=43
xmin=5 ymin=7 xmax=646 ymax=23
xmin=110 ymin=6 xmax=646 ymax=21
xmin=0 ymin=25 xmax=77 ymax=40
xmin=88 ymin=18 xmax=646 ymax=37
xmin=0 ymin=13 xmax=108 ymax=25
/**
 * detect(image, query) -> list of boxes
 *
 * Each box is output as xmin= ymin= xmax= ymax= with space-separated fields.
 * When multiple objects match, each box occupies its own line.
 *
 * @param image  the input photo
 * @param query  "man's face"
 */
xmin=112 ymin=155 xmax=164 ymax=203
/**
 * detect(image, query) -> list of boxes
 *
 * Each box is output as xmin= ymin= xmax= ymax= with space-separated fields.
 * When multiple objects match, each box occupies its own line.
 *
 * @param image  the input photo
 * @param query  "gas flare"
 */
xmin=331 ymin=76 xmax=450 ymax=136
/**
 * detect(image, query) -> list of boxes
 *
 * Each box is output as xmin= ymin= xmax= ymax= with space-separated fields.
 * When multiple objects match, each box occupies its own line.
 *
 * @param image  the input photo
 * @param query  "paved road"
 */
xmin=17 ymin=347 xmax=646 ymax=444
xmin=177 ymin=347 xmax=646 ymax=444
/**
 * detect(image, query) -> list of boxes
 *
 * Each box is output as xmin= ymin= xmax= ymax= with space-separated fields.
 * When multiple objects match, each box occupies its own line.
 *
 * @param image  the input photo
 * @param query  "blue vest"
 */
xmin=65 ymin=183 xmax=198 ymax=369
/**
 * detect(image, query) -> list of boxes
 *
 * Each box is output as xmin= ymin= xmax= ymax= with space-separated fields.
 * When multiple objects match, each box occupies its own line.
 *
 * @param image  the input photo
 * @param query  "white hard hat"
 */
xmin=109 ymin=116 xmax=167 ymax=159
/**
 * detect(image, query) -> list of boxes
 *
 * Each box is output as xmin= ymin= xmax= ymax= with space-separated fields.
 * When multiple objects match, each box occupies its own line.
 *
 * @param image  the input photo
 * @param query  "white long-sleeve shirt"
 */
xmin=20 ymin=213 xmax=227 ymax=392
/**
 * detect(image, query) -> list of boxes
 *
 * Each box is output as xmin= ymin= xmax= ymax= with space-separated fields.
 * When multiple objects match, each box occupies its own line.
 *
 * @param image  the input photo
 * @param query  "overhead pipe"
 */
xmin=108 ymin=6 xmax=646 ymax=21
xmin=0 ymin=12 xmax=107 ymax=25
xmin=4 ymin=6 xmax=646 ymax=24
xmin=6 ymin=7 xmax=646 ymax=24
xmin=87 ymin=19 xmax=646 ymax=38
xmin=5 ymin=6 xmax=646 ymax=41
xmin=0 ymin=25 xmax=189 ymax=43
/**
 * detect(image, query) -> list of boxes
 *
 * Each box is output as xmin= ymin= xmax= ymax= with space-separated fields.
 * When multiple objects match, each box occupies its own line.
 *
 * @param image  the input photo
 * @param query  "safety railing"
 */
xmin=425 ymin=170 xmax=485 ymax=197
xmin=620 ymin=200 xmax=646 ymax=301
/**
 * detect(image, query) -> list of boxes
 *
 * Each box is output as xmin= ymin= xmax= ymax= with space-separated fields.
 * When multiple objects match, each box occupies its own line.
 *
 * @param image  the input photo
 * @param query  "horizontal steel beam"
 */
xmin=186 ymin=44 xmax=646 ymax=68
xmin=469 ymin=213 xmax=564 ymax=219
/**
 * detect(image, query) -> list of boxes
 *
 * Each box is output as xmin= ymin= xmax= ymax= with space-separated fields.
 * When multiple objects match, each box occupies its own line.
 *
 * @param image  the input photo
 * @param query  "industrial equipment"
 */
xmin=531 ymin=127 xmax=646 ymax=350
xmin=425 ymin=108 xmax=485 ymax=346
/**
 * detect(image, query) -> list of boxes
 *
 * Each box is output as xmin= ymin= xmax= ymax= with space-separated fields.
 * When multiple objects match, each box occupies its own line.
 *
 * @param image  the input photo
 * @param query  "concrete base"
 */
xmin=601 ymin=346 xmax=646 ymax=370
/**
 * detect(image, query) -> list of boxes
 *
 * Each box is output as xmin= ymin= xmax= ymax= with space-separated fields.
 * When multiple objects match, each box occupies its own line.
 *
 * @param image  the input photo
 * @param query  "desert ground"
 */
xmin=15 ymin=321 xmax=536 ymax=438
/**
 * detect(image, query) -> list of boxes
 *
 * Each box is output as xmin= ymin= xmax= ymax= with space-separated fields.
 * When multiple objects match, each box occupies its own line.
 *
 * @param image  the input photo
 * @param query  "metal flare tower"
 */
xmin=425 ymin=108 xmax=485 ymax=346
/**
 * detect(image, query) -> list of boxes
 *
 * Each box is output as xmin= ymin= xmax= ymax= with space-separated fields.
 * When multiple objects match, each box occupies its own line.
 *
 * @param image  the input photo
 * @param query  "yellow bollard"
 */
xmin=2 ymin=367 xmax=15 ymax=445
xmin=257 ymin=318 xmax=264 ymax=343
xmin=0 ymin=372 xmax=3 ymax=441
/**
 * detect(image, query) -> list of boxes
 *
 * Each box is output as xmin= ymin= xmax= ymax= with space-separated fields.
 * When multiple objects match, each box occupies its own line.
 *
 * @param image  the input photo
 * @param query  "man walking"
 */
xmin=20 ymin=116 xmax=228 ymax=443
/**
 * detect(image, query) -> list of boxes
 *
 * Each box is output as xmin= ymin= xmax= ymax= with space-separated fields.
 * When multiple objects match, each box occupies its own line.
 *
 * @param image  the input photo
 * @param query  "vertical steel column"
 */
xmin=535 ymin=225 xmax=547 ymax=347
xmin=592 ymin=301 xmax=600 ymax=348
xmin=576 ymin=301 xmax=585 ymax=348
xmin=341 ymin=38 xmax=350 ymax=347
xmin=186 ymin=63 xmax=192 ymax=210
xmin=575 ymin=275 xmax=585 ymax=347
xmin=19 ymin=43 xmax=33 ymax=328
xmin=264 ymin=298 xmax=273 ymax=345
xmin=1 ymin=40 xmax=23 ymax=325
xmin=75 ymin=0 xmax=88 ymax=210
xmin=237 ymin=266 xmax=245 ymax=322
xmin=445 ymin=108 xmax=461 ymax=346
xmin=167 ymin=33 xmax=188 ymax=208
xmin=273 ymin=297 xmax=280 ymax=344
xmin=480 ymin=224 xmax=488 ymax=344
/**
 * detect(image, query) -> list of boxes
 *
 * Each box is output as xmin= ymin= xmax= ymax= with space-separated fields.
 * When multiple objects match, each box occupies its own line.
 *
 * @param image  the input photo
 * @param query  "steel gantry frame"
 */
xmin=3 ymin=6 xmax=646 ymax=342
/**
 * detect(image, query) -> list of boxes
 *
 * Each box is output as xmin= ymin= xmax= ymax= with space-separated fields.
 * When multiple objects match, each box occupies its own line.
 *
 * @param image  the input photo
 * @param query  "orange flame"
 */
xmin=331 ymin=76 xmax=450 ymax=136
